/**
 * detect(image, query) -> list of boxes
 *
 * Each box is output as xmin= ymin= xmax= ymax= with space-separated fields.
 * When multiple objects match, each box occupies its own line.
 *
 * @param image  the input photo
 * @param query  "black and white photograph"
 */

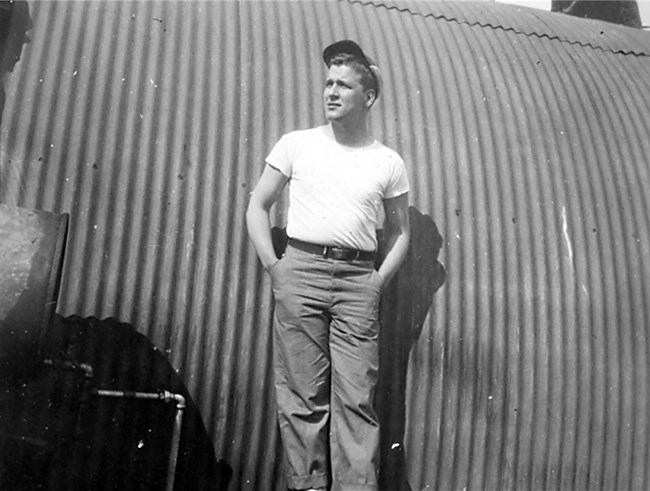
xmin=1 ymin=1 xmax=649 ymax=489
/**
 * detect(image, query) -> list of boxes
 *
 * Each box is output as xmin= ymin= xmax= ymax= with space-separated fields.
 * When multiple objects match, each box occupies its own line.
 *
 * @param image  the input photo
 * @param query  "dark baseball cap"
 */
xmin=322 ymin=40 xmax=375 ymax=67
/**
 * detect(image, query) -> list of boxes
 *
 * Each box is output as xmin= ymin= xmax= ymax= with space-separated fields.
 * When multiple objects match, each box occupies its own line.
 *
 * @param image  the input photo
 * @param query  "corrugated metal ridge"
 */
xmin=347 ymin=0 xmax=650 ymax=56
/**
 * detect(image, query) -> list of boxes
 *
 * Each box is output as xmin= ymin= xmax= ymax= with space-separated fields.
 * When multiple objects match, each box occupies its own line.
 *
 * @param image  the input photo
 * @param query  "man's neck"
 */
xmin=330 ymin=120 xmax=373 ymax=148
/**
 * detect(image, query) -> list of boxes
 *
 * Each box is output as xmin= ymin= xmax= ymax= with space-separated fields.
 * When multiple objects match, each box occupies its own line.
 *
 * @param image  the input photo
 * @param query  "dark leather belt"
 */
xmin=288 ymin=238 xmax=375 ymax=261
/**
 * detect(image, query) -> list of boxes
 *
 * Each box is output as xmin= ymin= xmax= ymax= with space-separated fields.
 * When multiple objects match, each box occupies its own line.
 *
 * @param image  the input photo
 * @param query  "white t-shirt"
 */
xmin=266 ymin=124 xmax=409 ymax=251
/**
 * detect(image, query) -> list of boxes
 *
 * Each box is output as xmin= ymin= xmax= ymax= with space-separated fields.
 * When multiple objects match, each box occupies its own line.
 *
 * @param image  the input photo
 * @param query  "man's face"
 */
xmin=323 ymin=63 xmax=371 ymax=124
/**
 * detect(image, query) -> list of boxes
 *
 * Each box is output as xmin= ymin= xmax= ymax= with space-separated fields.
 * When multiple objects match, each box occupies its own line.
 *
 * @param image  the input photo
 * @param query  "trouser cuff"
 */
xmin=331 ymin=483 xmax=378 ymax=491
xmin=287 ymin=473 xmax=328 ymax=490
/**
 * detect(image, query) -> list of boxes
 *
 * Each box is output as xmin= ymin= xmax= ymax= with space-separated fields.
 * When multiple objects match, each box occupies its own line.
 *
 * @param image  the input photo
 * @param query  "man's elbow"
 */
xmin=390 ymin=216 xmax=410 ymax=239
xmin=245 ymin=198 xmax=254 ymax=221
xmin=385 ymin=224 xmax=409 ymax=249
xmin=401 ymin=227 xmax=411 ymax=251
xmin=245 ymin=197 xmax=262 ymax=228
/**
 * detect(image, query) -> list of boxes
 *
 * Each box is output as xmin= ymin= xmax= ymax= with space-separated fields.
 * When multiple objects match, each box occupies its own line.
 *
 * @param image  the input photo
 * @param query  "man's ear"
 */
xmin=366 ymin=89 xmax=377 ymax=108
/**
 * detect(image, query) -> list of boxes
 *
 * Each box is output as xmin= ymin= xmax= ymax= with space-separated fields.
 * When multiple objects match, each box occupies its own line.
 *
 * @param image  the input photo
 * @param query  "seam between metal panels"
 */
xmin=343 ymin=0 xmax=650 ymax=57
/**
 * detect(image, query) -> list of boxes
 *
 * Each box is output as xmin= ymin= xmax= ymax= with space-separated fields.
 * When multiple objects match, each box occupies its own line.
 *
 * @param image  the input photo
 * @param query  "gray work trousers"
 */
xmin=270 ymin=244 xmax=382 ymax=491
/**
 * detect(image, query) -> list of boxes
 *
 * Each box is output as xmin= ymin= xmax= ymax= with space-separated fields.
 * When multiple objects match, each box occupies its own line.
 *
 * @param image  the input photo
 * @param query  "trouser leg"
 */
xmin=329 ymin=264 xmax=382 ymax=491
xmin=272 ymin=249 xmax=331 ymax=490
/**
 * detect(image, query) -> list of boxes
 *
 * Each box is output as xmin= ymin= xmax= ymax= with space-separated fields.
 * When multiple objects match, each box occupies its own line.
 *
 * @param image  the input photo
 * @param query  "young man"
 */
xmin=246 ymin=40 xmax=410 ymax=491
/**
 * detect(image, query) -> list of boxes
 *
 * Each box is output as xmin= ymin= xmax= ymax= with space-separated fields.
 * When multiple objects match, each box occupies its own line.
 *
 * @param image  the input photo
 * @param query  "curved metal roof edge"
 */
xmin=347 ymin=0 xmax=650 ymax=57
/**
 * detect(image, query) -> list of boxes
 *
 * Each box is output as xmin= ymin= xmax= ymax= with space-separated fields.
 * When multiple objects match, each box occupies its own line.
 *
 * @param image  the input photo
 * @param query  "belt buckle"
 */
xmin=323 ymin=246 xmax=342 ymax=260
xmin=326 ymin=246 xmax=357 ymax=261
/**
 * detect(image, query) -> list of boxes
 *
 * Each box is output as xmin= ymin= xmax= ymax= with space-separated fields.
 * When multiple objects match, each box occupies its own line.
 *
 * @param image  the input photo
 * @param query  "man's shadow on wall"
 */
xmin=272 ymin=206 xmax=445 ymax=490
xmin=376 ymin=207 xmax=446 ymax=491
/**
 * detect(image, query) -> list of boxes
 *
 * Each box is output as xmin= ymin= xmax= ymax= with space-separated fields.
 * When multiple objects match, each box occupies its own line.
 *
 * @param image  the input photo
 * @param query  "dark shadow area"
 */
xmin=0 ymin=0 xmax=32 ymax=125
xmin=376 ymin=207 xmax=446 ymax=491
xmin=271 ymin=225 xmax=289 ymax=260
xmin=0 ymin=315 xmax=231 ymax=490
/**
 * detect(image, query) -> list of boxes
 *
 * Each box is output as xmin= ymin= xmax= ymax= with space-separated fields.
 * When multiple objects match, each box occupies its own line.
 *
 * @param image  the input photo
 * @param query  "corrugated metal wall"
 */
xmin=1 ymin=1 xmax=649 ymax=489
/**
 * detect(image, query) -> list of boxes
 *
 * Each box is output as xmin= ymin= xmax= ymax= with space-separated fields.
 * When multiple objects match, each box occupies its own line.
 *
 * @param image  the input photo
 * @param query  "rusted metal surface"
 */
xmin=0 ymin=1 xmax=649 ymax=489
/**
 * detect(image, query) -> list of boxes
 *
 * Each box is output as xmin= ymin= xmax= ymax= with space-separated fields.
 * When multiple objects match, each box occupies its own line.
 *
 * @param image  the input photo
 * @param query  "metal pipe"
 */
xmin=92 ymin=389 xmax=186 ymax=491
xmin=44 ymin=359 xmax=186 ymax=489
xmin=44 ymin=358 xmax=93 ymax=379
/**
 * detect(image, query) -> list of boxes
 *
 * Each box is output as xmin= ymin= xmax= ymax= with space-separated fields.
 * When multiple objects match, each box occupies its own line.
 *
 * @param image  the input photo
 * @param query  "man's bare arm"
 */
xmin=246 ymin=164 xmax=289 ymax=271
xmin=378 ymin=192 xmax=410 ymax=285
